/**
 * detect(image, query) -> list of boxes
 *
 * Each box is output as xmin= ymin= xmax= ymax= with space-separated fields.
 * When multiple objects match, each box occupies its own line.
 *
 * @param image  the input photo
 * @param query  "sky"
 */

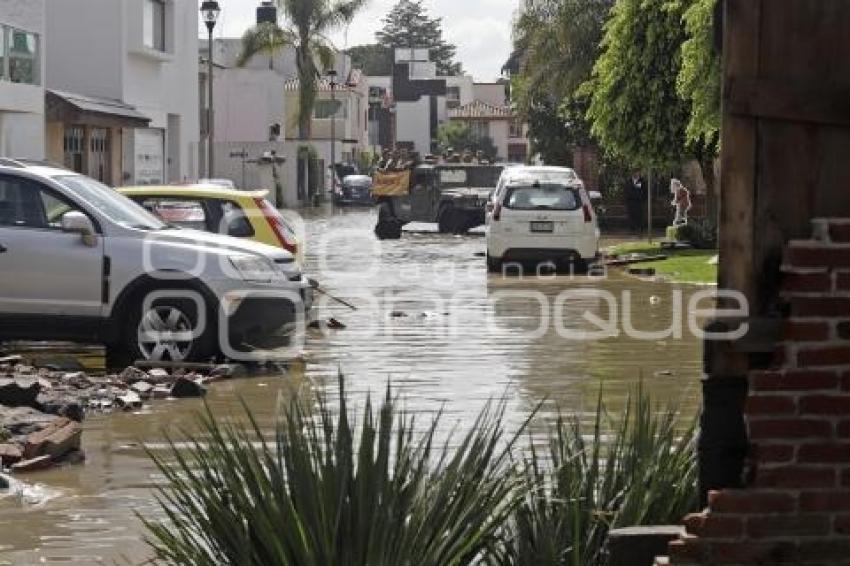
xmin=204 ymin=0 xmax=519 ymax=82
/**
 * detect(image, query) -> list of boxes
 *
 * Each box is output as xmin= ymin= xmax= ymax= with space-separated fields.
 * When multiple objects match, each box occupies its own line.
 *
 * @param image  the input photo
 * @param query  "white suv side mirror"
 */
xmin=61 ymin=211 xmax=98 ymax=247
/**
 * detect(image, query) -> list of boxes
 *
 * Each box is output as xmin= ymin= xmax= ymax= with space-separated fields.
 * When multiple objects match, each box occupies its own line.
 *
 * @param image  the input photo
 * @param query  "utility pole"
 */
xmin=327 ymin=69 xmax=338 ymax=213
xmin=201 ymin=1 xmax=220 ymax=179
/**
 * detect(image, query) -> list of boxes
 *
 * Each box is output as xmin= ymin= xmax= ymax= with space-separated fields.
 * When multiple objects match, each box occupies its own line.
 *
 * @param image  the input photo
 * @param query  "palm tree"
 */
xmin=238 ymin=0 xmax=366 ymax=140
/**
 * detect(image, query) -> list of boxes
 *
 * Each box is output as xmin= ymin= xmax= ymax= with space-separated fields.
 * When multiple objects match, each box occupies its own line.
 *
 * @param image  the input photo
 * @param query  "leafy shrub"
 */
xmin=143 ymin=377 xmax=524 ymax=566
xmin=672 ymin=216 xmax=718 ymax=249
xmin=143 ymin=379 xmax=698 ymax=565
xmin=492 ymin=389 xmax=699 ymax=566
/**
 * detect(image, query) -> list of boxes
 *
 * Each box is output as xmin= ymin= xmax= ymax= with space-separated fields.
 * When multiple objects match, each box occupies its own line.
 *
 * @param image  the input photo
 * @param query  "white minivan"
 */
xmin=486 ymin=166 xmax=600 ymax=272
xmin=0 ymin=159 xmax=312 ymax=366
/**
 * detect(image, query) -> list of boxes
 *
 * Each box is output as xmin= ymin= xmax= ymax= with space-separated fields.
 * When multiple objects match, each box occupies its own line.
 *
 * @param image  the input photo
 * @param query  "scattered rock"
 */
xmin=0 ymin=407 xmax=57 ymax=437
xmin=61 ymin=372 xmax=91 ymax=389
xmin=24 ymin=418 xmax=82 ymax=461
xmin=0 ymin=443 xmax=23 ymax=465
xmin=0 ymin=355 xmax=24 ymax=366
xmin=36 ymin=393 xmax=85 ymax=422
xmin=151 ymin=386 xmax=171 ymax=400
xmin=115 ymin=391 xmax=143 ymax=411
xmin=170 ymin=377 xmax=207 ymax=399
xmin=327 ymin=318 xmax=347 ymax=330
xmin=148 ymin=368 xmax=170 ymax=380
xmin=130 ymin=381 xmax=154 ymax=399
xmin=11 ymin=455 xmax=53 ymax=474
xmin=0 ymin=378 xmax=41 ymax=408
xmin=118 ymin=366 xmax=148 ymax=384
xmin=211 ymin=364 xmax=247 ymax=379
xmin=390 ymin=311 xmax=408 ymax=318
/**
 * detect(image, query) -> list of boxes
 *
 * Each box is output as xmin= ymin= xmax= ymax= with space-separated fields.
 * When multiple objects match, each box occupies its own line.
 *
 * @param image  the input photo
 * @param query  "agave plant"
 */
xmin=493 ymin=388 xmax=699 ymax=566
xmin=142 ymin=377 xmax=526 ymax=566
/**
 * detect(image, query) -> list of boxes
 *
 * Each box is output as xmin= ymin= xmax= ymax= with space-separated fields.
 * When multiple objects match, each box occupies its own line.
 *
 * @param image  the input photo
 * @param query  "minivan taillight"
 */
xmin=255 ymin=198 xmax=298 ymax=254
xmin=493 ymin=203 xmax=502 ymax=222
xmin=582 ymin=203 xmax=593 ymax=223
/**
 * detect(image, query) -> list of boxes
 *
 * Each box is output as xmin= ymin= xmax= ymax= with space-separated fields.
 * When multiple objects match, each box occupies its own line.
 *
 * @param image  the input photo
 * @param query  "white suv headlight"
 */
xmin=229 ymin=256 xmax=276 ymax=283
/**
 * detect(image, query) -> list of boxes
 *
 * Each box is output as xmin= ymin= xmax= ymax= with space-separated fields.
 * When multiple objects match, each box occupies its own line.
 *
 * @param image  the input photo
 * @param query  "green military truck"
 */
xmin=373 ymin=163 xmax=504 ymax=240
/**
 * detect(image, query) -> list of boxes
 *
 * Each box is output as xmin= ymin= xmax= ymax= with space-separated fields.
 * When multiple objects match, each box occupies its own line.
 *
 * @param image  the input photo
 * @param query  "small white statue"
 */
xmin=670 ymin=178 xmax=692 ymax=227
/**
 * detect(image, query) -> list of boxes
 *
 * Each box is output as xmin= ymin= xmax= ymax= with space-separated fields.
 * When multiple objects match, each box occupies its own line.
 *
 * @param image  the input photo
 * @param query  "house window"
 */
xmin=143 ymin=0 xmax=166 ymax=51
xmin=469 ymin=120 xmax=490 ymax=141
xmin=314 ymin=99 xmax=347 ymax=119
xmin=5 ymin=27 xmax=39 ymax=85
xmin=509 ymin=119 xmax=524 ymax=138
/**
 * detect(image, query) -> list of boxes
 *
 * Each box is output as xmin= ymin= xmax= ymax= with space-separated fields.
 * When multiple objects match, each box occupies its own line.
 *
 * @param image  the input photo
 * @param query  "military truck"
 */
xmin=373 ymin=162 xmax=504 ymax=240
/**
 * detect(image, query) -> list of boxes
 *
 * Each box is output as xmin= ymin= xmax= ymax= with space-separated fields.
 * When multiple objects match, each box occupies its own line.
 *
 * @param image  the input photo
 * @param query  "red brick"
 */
xmin=841 ymin=372 xmax=850 ymax=391
xmin=754 ymin=443 xmax=795 ymax=464
xmin=797 ymin=539 xmax=850 ymax=562
xmin=709 ymin=541 xmax=796 ymax=564
xmin=781 ymin=272 xmax=832 ymax=294
xmin=782 ymin=320 xmax=831 ymax=341
xmin=751 ymin=370 xmax=838 ymax=392
xmin=791 ymin=296 xmax=850 ymax=318
xmin=838 ymin=420 xmax=850 ymax=438
xmin=799 ymin=394 xmax=850 ymax=414
xmin=798 ymin=442 xmax=850 ymax=463
xmin=799 ymin=490 xmax=850 ymax=512
xmin=756 ymin=466 xmax=836 ymax=488
xmin=830 ymin=223 xmax=850 ymax=243
xmin=786 ymin=245 xmax=850 ymax=269
xmin=745 ymin=395 xmax=797 ymax=416
xmin=842 ymin=468 xmax=850 ymax=487
xmin=748 ymin=418 xmax=832 ymax=440
xmin=684 ymin=513 xmax=743 ymax=538
xmin=708 ymin=490 xmax=796 ymax=514
xmin=798 ymin=346 xmax=850 ymax=367
xmin=747 ymin=515 xmax=831 ymax=538
xmin=834 ymin=514 xmax=850 ymax=535
xmin=837 ymin=271 xmax=850 ymax=291
xmin=667 ymin=539 xmax=703 ymax=562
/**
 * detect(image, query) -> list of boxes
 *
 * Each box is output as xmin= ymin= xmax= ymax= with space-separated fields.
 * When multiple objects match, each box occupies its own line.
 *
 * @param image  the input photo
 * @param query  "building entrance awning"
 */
xmin=46 ymin=90 xmax=151 ymax=129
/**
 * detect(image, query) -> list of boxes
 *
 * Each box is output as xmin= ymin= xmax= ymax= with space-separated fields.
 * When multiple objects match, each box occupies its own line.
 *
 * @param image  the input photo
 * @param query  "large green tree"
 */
xmin=376 ymin=0 xmax=462 ymax=76
xmin=510 ymin=0 xmax=612 ymax=165
xmin=345 ymin=43 xmax=394 ymax=76
xmin=585 ymin=0 xmax=692 ymax=170
xmin=678 ymin=0 xmax=721 ymax=150
xmin=238 ymin=0 xmax=366 ymax=140
xmin=437 ymin=122 xmax=498 ymax=160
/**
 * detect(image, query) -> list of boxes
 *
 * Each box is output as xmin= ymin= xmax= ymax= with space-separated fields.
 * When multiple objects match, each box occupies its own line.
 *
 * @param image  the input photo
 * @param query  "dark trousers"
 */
xmin=626 ymin=200 xmax=644 ymax=233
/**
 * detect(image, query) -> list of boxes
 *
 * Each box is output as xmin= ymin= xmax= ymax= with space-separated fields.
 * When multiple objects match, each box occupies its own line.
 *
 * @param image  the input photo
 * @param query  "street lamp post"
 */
xmin=327 ymin=69 xmax=338 ymax=212
xmin=201 ymin=1 xmax=221 ymax=179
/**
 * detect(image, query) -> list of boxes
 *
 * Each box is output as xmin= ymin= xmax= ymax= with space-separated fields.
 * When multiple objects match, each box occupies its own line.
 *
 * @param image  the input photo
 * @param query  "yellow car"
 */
xmin=119 ymin=184 xmax=302 ymax=261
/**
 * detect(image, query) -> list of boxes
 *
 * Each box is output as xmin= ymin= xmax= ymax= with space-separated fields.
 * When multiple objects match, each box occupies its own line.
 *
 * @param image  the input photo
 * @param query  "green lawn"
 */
xmin=605 ymin=241 xmax=718 ymax=285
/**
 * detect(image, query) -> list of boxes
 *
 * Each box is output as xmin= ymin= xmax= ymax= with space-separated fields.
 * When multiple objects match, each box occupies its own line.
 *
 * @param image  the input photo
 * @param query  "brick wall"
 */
xmin=664 ymin=218 xmax=850 ymax=565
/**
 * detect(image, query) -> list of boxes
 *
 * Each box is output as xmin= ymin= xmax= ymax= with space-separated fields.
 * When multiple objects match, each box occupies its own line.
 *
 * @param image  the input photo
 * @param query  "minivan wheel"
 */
xmin=115 ymin=294 xmax=217 ymax=366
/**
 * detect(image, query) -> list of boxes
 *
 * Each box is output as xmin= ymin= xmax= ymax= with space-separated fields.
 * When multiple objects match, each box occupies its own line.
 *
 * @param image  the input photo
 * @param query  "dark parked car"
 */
xmin=334 ymin=175 xmax=374 ymax=206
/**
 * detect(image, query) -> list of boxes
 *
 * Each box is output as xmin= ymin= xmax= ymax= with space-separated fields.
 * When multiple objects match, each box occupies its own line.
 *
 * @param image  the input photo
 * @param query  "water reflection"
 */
xmin=0 ymin=208 xmax=703 ymax=564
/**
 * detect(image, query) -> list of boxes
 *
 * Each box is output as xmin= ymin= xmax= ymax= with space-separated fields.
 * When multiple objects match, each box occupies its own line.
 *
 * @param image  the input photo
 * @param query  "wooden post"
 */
xmin=699 ymin=0 xmax=762 ymax=504
xmin=647 ymin=169 xmax=653 ymax=243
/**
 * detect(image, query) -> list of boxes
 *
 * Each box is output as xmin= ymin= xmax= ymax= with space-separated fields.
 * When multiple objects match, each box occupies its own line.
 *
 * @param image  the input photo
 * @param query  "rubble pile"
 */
xmin=0 ymin=355 xmax=246 ymax=477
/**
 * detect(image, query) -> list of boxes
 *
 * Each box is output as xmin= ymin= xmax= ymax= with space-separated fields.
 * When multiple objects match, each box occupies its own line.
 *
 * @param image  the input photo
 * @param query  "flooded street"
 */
xmin=0 ymin=208 xmax=704 ymax=564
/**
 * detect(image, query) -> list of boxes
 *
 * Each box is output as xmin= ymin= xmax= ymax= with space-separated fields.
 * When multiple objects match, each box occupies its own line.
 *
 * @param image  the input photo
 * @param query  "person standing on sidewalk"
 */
xmin=625 ymin=170 xmax=647 ymax=234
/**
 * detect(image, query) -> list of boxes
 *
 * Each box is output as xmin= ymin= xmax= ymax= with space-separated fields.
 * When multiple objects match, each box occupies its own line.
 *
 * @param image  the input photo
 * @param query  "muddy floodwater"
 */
xmin=0 ymin=208 xmax=706 ymax=564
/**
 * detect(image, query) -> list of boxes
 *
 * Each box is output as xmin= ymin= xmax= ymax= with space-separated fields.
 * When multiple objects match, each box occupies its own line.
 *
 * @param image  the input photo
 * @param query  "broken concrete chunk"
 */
xmin=11 ymin=455 xmax=53 ymax=474
xmin=115 ymin=391 xmax=143 ymax=411
xmin=24 ymin=418 xmax=82 ymax=461
xmin=130 ymin=381 xmax=154 ymax=399
xmin=0 ymin=443 xmax=23 ymax=465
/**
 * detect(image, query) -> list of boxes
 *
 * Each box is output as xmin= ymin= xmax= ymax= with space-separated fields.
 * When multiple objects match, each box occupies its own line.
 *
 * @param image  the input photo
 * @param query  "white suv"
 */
xmin=0 ymin=160 xmax=312 ymax=365
xmin=486 ymin=166 xmax=599 ymax=272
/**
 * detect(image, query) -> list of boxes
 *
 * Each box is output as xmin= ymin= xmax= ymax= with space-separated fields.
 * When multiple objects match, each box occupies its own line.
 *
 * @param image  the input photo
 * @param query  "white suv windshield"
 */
xmin=504 ymin=184 xmax=580 ymax=211
xmin=53 ymin=175 xmax=166 ymax=230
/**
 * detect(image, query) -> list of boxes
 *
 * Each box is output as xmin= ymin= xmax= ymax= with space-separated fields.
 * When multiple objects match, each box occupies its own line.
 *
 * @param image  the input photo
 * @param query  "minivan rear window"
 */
xmin=504 ymin=184 xmax=580 ymax=211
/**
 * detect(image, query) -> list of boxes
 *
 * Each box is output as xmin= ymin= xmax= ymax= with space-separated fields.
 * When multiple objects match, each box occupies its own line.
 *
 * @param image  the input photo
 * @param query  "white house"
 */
xmin=45 ymin=0 xmax=199 ymax=185
xmin=0 ymin=0 xmax=45 ymax=160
